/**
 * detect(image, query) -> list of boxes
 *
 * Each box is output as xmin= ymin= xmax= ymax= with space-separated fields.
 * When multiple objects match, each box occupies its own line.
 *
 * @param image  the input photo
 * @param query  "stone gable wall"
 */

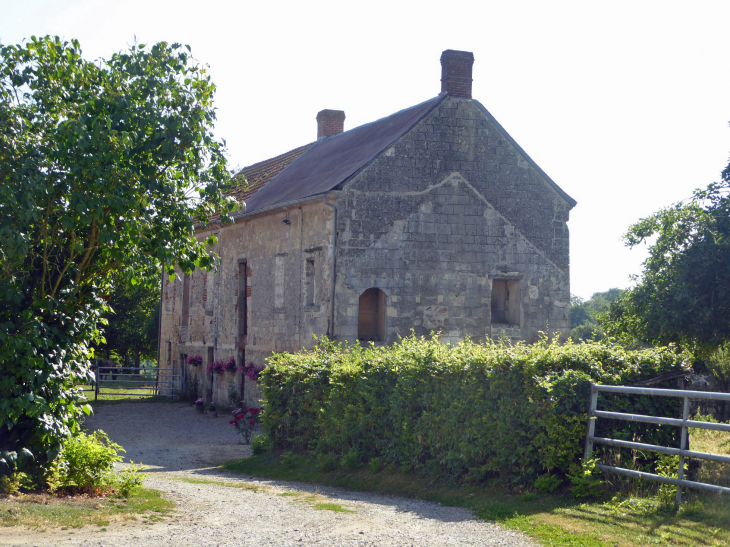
xmin=334 ymin=97 xmax=571 ymax=344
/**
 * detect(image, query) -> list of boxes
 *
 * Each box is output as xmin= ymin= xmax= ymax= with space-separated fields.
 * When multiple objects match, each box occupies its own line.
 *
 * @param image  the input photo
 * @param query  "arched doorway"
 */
xmin=358 ymin=288 xmax=387 ymax=342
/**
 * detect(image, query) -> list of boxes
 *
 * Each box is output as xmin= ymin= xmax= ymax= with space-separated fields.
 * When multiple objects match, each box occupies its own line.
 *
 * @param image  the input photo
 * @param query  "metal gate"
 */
xmin=93 ymin=360 xmax=182 ymax=400
xmin=585 ymin=383 xmax=730 ymax=506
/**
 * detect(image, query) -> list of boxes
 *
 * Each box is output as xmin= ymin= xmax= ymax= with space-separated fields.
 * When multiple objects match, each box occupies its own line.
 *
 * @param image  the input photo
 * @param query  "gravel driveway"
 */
xmin=0 ymin=402 xmax=536 ymax=547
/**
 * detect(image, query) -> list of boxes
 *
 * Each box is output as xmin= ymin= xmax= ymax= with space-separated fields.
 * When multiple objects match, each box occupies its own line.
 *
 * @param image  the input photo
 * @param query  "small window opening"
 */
xmin=358 ymin=288 xmax=386 ymax=341
xmin=304 ymin=259 xmax=315 ymax=306
xmin=167 ymin=341 xmax=172 ymax=364
xmin=490 ymin=279 xmax=520 ymax=325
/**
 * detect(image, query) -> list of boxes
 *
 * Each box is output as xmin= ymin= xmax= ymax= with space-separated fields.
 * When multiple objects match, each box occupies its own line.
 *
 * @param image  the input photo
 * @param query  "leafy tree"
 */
xmin=600 ymin=155 xmax=730 ymax=354
xmin=0 ymin=36 xmax=238 ymax=476
xmin=569 ymin=289 xmax=623 ymax=342
xmin=99 ymin=270 xmax=161 ymax=372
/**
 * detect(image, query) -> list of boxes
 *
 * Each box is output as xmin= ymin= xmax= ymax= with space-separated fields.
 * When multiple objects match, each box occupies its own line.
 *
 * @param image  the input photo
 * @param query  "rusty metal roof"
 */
xmin=241 ymin=95 xmax=445 ymax=214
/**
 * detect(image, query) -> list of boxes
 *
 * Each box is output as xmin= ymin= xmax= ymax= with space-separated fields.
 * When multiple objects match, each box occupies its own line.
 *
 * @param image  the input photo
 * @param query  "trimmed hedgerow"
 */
xmin=260 ymin=334 xmax=684 ymax=484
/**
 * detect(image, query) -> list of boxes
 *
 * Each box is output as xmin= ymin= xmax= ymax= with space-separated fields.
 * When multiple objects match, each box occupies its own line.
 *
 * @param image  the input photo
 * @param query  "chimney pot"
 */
xmin=440 ymin=50 xmax=474 ymax=99
xmin=316 ymin=109 xmax=345 ymax=139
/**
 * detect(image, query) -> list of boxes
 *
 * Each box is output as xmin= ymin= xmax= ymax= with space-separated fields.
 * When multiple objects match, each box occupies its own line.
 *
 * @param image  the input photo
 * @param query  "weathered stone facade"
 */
xmin=334 ymin=97 xmax=571 ymax=344
xmin=158 ymin=50 xmax=576 ymax=406
xmin=160 ymin=200 xmax=335 ymax=405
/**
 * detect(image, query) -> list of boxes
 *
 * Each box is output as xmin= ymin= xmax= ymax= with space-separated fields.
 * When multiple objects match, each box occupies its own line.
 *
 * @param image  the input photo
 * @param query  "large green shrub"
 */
xmin=47 ymin=430 xmax=146 ymax=497
xmin=261 ymin=335 xmax=684 ymax=484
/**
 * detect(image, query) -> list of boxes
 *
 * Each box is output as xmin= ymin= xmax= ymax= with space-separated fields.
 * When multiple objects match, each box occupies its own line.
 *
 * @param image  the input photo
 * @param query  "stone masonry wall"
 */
xmin=334 ymin=96 xmax=572 ymax=344
xmin=159 ymin=200 xmax=334 ymax=406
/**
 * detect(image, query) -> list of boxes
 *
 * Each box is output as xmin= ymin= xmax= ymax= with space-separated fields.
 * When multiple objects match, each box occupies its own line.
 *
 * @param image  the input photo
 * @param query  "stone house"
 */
xmin=159 ymin=50 xmax=577 ymax=406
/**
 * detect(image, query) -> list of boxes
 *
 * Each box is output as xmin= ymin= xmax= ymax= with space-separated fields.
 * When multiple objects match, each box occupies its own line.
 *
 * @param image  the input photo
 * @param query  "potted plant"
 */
xmin=222 ymin=356 xmax=237 ymax=373
xmin=195 ymin=397 xmax=204 ymax=414
xmin=239 ymin=361 xmax=265 ymax=381
xmin=186 ymin=355 xmax=203 ymax=367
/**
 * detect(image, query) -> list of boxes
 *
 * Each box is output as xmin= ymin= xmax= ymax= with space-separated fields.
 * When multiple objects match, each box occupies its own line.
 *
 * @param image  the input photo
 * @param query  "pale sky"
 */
xmin=2 ymin=0 xmax=729 ymax=300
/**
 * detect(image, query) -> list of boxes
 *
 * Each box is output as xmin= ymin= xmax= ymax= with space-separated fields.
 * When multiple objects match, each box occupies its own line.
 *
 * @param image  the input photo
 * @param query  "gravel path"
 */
xmin=0 ymin=402 xmax=537 ymax=547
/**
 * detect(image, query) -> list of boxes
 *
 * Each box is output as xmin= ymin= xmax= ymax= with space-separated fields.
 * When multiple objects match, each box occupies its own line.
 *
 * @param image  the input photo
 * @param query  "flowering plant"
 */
xmin=230 ymin=407 xmax=261 ymax=443
xmin=207 ymin=356 xmax=235 ymax=374
xmin=222 ymin=356 xmax=237 ymax=372
xmin=186 ymin=355 xmax=203 ymax=367
xmin=239 ymin=361 xmax=265 ymax=381
xmin=195 ymin=398 xmax=204 ymax=405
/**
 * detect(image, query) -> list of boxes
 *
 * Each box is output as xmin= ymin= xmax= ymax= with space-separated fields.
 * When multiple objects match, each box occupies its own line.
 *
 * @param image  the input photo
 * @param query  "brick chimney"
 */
xmin=440 ymin=50 xmax=474 ymax=99
xmin=316 ymin=109 xmax=345 ymax=139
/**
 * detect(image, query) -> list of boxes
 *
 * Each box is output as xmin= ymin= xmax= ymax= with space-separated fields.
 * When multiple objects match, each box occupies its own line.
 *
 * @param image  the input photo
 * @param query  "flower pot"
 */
xmin=195 ymin=404 xmax=204 ymax=414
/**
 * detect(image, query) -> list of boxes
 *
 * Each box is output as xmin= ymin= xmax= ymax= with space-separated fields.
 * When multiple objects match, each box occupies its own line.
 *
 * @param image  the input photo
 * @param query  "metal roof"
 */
xmin=236 ymin=93 xmax=576 ymax=216
xmin=242 ymin=95 xmax=445 ymax=214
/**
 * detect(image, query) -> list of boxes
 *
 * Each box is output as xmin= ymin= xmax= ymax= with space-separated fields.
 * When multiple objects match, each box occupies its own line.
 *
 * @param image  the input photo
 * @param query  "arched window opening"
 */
xmin=358 ymin=288 xmax=387 ymax=341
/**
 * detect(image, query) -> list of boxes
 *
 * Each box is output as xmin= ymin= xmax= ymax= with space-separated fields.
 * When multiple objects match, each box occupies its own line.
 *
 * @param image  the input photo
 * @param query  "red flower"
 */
xmin=236 ymin=414 xmax=244 ymax=420
xmin=229 ymin=420 xmax=233 ymax=424
xmin=234 ymin=421 xmax=239 ymax=426
xmin=249 ymin=420 xmax=254 ymax=425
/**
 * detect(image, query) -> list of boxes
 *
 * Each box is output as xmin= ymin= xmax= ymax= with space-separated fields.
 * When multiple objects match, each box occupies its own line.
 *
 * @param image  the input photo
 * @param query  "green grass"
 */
xmin=222 ymin=451 xmax=730 ymax=547
xmin=76 ymin=383 xmax=182 ymax=406
xmin=167 ymin=476 xmax=355 ymax=513
xmin=0 ymin=488 xmax=174 ymax=530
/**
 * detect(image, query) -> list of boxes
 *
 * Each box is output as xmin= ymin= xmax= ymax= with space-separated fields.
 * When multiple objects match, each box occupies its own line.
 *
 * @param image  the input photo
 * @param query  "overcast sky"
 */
xmin=3 ymin=0 xmax=729 ymax=300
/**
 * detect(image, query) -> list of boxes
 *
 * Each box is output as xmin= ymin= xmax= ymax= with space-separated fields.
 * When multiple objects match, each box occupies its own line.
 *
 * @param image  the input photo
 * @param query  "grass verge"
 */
xmin=222 ymin=451 xmax=730 ymax=547
xmin=167 ymin=476 xmax=354 ymax=513
xmin=0 ymin=488 xmax=174 ymax=530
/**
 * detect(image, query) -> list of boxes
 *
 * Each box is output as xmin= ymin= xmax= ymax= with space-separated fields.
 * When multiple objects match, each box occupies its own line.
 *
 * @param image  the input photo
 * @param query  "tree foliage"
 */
xmin=0 ymin=36 xmax=238 ymax=475
xmin=99 ymin=270 xmax=160 ymax=368
xmin=600 ymin=156 xmax=730 ymax=354
xmin=569 ymin=289 xmax=623 ymax=342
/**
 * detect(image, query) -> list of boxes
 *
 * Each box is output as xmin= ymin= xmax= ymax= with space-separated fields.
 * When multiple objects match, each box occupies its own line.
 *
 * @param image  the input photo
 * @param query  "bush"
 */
xmin=261 ymin=334 xmax=684 ymax=484
xmin=51 ymin=430 xmax=146 ymax=497
xmin=317 ymin=453 xmax=339 ymax=472
xmin=534 ymin=473 xmax=562 ymax=493
xmin=568 ymin=458 xmax=604 ymax=498
xmin=251 ymin=434 xmax=272 ymax=456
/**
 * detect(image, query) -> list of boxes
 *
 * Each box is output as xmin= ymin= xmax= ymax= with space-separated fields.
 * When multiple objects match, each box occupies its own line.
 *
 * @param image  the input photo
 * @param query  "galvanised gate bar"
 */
xmin=585 ymin=383 xmax=730 ymax=506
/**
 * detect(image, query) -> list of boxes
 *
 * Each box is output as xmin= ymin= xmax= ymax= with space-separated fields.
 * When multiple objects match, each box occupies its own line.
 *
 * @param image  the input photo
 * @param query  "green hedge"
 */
xmin=260 ymin=335 xmax=684 ymax=483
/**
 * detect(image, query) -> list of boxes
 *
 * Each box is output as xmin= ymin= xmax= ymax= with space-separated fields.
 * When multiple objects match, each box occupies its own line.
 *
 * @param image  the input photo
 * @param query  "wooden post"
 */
xmin=94 ymin=359 xmax=99 ymax=401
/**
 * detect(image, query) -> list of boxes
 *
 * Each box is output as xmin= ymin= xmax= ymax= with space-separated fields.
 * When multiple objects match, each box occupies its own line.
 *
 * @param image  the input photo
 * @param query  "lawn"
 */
xmin=0 ymin=488 xmax=173 ymax=531
xmin=76 ymin=379 xmax=181 ymax=405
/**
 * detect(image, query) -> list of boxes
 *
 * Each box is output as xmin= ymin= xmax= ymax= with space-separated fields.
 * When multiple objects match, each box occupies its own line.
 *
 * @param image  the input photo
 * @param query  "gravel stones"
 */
xmin=0 ymin=402 xmax=536 ymax=547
